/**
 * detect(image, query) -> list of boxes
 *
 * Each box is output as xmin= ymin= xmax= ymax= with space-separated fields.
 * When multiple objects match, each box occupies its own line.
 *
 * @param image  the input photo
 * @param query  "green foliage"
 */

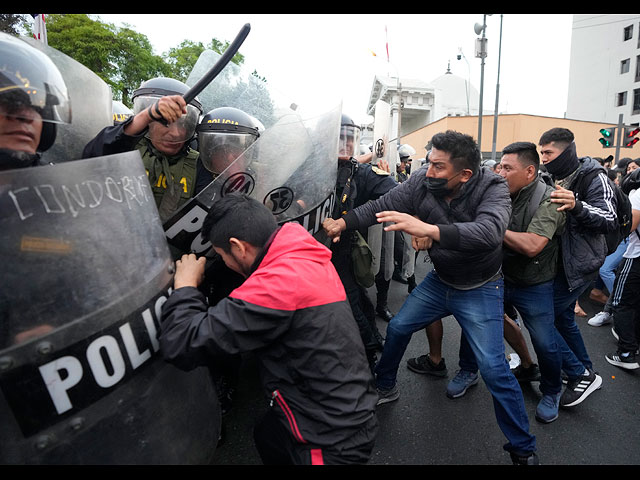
xmin=41 ymin=14 xmax=256 ymax=108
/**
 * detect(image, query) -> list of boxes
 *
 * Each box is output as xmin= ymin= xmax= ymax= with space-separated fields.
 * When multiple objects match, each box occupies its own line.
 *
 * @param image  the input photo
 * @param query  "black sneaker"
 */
xmin=560 ymin=369 xmax=602 ymax=408
xmin=511 ymin=363 xmax=541 ymax=382
xmin=376 ymin=305 xmax=394 ymax=322
xmin=510 ymin=452 xmax=540 ymax=465
xmin=407 ymin=354 xmax=448 ymax=377
xmin=605 ymin=351 xmax=640 ymax=370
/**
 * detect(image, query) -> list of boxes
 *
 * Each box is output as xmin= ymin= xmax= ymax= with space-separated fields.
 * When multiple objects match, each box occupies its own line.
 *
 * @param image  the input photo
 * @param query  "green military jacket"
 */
xmin=502 ymin=178 xmax=566 ymax=286
xmin=136 ymin=138 xmax=199 ymax=223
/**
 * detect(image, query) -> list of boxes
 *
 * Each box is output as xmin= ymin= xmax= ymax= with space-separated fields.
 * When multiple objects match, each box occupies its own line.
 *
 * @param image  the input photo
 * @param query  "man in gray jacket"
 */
xmin=323 ymin=130 xmax=538 ymax=465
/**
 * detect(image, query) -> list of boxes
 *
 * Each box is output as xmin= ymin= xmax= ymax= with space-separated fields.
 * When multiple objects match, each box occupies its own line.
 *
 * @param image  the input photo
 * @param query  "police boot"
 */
xmin=376 ymin=303 xmax=394 ymax=322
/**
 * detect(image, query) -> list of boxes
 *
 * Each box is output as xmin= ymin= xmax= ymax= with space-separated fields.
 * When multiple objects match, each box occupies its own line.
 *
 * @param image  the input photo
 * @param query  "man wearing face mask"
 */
xmin=538 ymin=127 xmax=612 ymax=408
xmin=82 ymin=77 xmax=202 ymax=223
xmin=323 ymin=130 xmax=538 ymax=465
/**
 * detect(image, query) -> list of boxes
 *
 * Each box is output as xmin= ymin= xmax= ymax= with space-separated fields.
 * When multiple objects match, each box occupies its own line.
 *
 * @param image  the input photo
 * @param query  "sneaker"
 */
xmin=406 ymin=354 xmax=448 ymax=377
xmin=510 ymin=451 xmax=540 ymax=465
xmin=376 ymin=384 xmax=400 ymax=406
xmin=605 ymin=351 xmax=640 ymax=370
xmin=588 ymin=311 xmax=612 ymax=327
xmin=446 ymin=370 xmax=479 ymax=399
xmin=511 ymin=363 xmax=541 ymax=382
xmin=535 ymin=393 xmax=561 ymax=423
xmin=560 ymin=369 xmax=602 ymax=408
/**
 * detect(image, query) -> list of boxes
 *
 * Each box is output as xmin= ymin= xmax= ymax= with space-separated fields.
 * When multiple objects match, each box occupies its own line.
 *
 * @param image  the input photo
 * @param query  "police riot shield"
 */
xmin=20 ymin=36 xmax=113 ymax=164
xmin=0 ymin=152 xmax=220 ymax=464
xmin=368 ymin=100 xmax=394 ymax=280
xmin=164 ymin=50 xmax=340 ymax=256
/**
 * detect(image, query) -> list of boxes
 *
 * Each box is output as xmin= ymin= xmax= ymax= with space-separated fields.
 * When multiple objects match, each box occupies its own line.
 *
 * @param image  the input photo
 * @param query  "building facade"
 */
xmin=567 ymin=14 xmax=640 ymax=126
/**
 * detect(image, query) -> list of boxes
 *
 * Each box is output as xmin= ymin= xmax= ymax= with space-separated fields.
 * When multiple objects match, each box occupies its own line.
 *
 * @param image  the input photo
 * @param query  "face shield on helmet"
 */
xmin=0 ymin=32 xmax=71 ymax=153
xmin=196 ymin=107 xmax=260 ymax=174
xmin=133 ymin=95 xmax=201 ymax=146
xmin=338 ymin=114 xmax=361 ymax=160
xmin=131 ymin=77 xmax=203 ymax=150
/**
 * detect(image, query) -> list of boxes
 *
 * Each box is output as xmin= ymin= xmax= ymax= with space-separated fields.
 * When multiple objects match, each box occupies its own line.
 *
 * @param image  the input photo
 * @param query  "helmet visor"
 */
xmin=199 ymin=131 xmax=257 ymax=174
xmin=338 ymin=124 xmax=360 ymax=159
xmin=0 ymin=61 xmax=71 ymax=125
xmin=133 ymin=95 xmax=200 ymax=144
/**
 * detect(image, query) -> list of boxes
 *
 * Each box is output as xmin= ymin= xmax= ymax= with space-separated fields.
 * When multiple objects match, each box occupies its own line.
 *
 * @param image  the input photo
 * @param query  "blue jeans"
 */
xmin=553 ymin=274 xmax=592 ymax=378
xmin=375 ymin=270 xmax=536 ymax=455
xmin=599 ymin=238 xmax=628 ymax=293
xmin=459 ymin=280 xmax=562 ymax=396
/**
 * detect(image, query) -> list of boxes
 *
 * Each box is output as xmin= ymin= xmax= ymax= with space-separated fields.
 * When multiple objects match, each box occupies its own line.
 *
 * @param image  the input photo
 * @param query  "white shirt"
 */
xmin=624 ymin=188 xmax=640 ymax=259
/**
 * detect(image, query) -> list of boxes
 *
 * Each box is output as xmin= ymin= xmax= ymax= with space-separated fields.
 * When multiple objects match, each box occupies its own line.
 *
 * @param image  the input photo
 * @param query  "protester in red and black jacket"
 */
xmin=158 ymin=194 xmax=378 ymax=465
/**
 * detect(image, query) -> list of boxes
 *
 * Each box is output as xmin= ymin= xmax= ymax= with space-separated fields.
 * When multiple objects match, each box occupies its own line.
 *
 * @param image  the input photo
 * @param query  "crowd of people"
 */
xmin=2 ymin=32 xmax=639 ymax=465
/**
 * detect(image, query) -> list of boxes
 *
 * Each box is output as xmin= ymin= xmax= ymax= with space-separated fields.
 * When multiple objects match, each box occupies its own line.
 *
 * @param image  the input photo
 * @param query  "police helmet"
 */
xmin=398 ymin=143 xmax=416 ymax=161
xmin=132 ymin=77 xmax=203 ymax=145
xmin=196 ymin=107 xmax=261 ymax=174
xmin=339 ymin=113 xmax=361 ymax=160
xmin=112 ymin=100 xmax=133 ymax=125
xmin=0 ymin=32 xmax=71 ymax=153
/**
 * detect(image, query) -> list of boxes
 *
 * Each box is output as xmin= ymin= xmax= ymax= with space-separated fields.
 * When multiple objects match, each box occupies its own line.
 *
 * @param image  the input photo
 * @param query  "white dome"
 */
xmin=430 ymin=71 xmax=479 ymax=115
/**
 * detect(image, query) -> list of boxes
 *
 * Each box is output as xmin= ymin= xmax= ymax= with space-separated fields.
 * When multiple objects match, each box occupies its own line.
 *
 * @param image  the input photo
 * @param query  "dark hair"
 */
xmin=430 ymin=130 xmax=481 ymax=173
xmin=502 ymin=141 xmax=540 ymax=174
xmin=201 ymin=194 xmax=277 ymax=253
xmin=539 ymin=128 xmax=574 ymax=150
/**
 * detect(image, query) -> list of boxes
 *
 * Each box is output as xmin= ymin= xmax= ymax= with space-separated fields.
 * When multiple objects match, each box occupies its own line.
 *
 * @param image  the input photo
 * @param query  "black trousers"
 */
xmin=611 ymin=256 xmax=640 ymax=353
xmin=253 ymin=409 xmax=376 ymax=465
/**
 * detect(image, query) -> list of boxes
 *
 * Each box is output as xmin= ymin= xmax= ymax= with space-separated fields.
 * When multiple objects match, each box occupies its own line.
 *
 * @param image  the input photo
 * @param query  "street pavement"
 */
xmin=210 ymin=255 xmax=640 ymax=465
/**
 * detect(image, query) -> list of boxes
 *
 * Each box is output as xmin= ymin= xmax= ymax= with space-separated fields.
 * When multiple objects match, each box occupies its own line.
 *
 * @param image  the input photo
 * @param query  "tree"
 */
xmin=163 ymin=39 xmax=245 ymax=83
xmin=0 ymin=14 xmax=30 ymax=35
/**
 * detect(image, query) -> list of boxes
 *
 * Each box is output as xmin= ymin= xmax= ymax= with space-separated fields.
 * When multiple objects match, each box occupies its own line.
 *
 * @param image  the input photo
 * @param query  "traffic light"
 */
xmin=624 ymin=126 xmax=640 ymax=147
xmin=599 ymin=127 xmax=615 ymax=148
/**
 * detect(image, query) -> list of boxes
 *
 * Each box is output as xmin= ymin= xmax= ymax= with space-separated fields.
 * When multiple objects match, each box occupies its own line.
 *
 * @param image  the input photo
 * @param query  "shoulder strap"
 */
xmin=527 ymin=178 xmax=547 ymax=221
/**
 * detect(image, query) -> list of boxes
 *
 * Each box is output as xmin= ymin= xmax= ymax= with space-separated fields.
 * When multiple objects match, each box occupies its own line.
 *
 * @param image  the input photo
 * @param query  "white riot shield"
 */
xmin=164 ymin=50 xmax=340 ymax=256
xmin=367 ymin=99 xmax=394 ymax=279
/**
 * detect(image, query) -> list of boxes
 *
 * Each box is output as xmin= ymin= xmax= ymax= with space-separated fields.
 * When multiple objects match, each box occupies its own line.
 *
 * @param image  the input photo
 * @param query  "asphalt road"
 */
xmin=210 ymin=255 xmax=640 ymax=465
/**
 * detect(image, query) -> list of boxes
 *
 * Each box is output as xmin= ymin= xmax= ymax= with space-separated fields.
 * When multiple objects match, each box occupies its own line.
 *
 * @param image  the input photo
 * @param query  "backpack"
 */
xmin=577 ymin=168 xmax=632 ymax=255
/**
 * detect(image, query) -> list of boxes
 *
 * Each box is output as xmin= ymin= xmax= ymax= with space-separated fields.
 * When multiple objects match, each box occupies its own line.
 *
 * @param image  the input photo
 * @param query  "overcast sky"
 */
xmin=94 ymin=13 xmax=574 ymax=124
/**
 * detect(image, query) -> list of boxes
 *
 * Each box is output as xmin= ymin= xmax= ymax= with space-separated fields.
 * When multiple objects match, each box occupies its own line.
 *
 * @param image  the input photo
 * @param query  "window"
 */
xmin=618 ymin=91 xmax=628 ymax=106
xmin=624 ymin=25 xmax=633 ymax=41
xmin=622 ymin=58 xmax=630 ymax=74
xmin=633 ymin=89 xmax=640 ymax=115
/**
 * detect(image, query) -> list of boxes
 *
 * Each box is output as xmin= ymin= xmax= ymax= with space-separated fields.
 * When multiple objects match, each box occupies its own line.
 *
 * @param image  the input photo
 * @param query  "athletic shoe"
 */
xmin=587 ymin=311 xmax=613 ymax=327
xmin=560 ymin=369 xmax=602 ymax=408
xmin=376 ymin=384 xmax=400 ymax=406
xmin=446 ymin=370 xmax=479 ymax=399
xmin=510 ymin=452 xmax=540 ymax=465
xmin=406 ymin=354 xmax=448 ymax=377
xmin=535 ymin=393 xmax=561 ymax=424
xmin=511 ymin=363 xmax=541 ymax=382
xmin=605 ymin=351 xmax=640 ymax=370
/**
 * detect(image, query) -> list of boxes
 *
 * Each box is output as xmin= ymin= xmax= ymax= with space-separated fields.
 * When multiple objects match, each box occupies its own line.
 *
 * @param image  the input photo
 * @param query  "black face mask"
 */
xmin=544 ymin=142 xmax=579 ymax=180
xmin=424 ymin=171 xmax=462 ymax=197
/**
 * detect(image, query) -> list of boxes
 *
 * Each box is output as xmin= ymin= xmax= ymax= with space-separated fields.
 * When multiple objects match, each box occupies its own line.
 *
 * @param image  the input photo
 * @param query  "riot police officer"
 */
xmin=82 ymin=77 xmax=203 ymax=222
xmin=194 ymin=106 xmax=262 ymax=194
xmin=0 ymin=32 xmax=71 ymax=171
xmin=112 ymin=99 xmax=133 ymax=125
xmin=328 ymin=113 xmax=398 ymax=371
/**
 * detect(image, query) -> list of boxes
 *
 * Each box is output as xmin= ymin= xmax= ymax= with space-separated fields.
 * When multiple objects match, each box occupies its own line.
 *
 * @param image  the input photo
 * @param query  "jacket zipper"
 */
xmin=271 ymin=390 xmax=307 ymax=444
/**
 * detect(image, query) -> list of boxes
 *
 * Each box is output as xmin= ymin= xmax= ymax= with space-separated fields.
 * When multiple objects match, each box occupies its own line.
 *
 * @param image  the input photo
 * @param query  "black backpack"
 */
xmin=577 ymin=168 xmax=632 ymax=255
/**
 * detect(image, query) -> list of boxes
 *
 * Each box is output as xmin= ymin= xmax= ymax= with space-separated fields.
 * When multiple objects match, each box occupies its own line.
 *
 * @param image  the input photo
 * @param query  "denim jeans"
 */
xmin=553 ymin=274 xmax=592 ymax=378
xmin=459 ymin=280 xmax=563 ymax=396
xmin=374 ymin=270 xmax=536 ymax=455
xmin=599 ymin=238 xmax=628 ymax=293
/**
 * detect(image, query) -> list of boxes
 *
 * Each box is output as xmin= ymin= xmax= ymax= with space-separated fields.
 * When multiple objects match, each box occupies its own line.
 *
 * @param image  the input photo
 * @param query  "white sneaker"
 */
xmin=587 ymin=311 xmax=612 ymax=327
